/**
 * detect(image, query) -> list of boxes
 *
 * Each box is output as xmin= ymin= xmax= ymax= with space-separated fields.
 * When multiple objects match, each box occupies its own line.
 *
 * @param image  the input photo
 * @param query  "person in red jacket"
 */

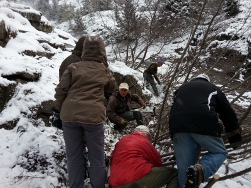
xmin=109 ymin=125 xmax=178 ymax=188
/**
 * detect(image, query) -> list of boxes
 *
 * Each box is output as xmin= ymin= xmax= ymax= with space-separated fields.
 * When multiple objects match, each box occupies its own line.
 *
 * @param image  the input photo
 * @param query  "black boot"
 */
xmin=184 ymin=166 xmax=199 ymax=188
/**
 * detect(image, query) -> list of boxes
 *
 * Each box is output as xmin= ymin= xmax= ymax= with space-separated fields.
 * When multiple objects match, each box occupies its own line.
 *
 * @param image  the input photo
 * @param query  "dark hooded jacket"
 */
xmin=59 ymin=36 xmax=86 ymax=80
xmin=53 ymin=36 xmax=116 ymax=124
xmin=169 ymin=78 xmax=240 ymax=137
xmin=143 ymin=63 xmax=160 ymax=83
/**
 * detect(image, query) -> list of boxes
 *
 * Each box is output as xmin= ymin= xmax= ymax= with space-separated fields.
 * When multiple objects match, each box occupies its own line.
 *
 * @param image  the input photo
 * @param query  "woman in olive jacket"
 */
xmin=53 ymin=36 xmax=116 ymax=188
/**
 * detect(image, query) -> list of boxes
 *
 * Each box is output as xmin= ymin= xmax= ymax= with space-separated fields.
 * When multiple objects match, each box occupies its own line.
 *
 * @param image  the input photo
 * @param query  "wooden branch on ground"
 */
xmin=203 ymin=174 xmax=220 ymax=188
xmin=218 ymin=166 xmax=251 ymax=181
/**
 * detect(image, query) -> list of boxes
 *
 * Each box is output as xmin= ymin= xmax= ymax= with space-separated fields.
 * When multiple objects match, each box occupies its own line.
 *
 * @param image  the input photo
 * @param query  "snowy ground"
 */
xmin=0 ymin=0 xmax=251 ymax=187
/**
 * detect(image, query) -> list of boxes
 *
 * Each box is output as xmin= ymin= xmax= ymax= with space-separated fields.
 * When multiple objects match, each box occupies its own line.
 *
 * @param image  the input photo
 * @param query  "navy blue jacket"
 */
xmin=169 ymin=78 xmax=239 ymax=137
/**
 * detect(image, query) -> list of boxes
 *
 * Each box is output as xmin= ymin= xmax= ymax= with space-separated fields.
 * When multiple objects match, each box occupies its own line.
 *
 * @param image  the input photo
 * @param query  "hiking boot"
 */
xmin=184 ymin=165 xmax=204 ymax=188
xmin=195 ymin=164 xmax=204 ymax=186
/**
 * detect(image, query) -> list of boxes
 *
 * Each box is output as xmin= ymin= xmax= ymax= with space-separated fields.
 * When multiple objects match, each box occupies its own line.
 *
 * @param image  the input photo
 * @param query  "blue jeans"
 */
xmin=173 ymin=133 xmax=227 ymax=188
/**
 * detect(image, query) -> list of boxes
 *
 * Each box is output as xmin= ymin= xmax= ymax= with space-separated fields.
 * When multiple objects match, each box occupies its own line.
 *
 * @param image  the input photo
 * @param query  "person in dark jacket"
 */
xmin=169 ymin=74 xmax=242 ymax=188
xmin=59 ymin=35 xmax=109 ymax=80
xmin=143 ymin=58 xmax=165 ymax=96
xmin=52 ymin=36 xmax=87 ymax=130
xmin=59 ymin=36 xmax=85 ymax=80
xmin=106 ymin=82 xmax=146 ymax=132
xmin=109 ymin=125 xmax=179 ymax=188
xmin=53 ymin=36 xmax=116 ymax=188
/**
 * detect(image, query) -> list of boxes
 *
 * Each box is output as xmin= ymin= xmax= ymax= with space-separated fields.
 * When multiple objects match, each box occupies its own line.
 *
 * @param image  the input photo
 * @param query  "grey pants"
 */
xmin=63 ymin=121 xmax=106 ymax=188
xmin=114 ymin=167 xmax=179 ymax=188
xmin=143 ymin=73 xmax=158 ymax=95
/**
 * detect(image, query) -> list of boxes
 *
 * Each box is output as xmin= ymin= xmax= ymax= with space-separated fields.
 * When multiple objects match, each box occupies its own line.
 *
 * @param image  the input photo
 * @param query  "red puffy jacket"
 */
xmin=109 ymin=132 xmax=162 ymax=187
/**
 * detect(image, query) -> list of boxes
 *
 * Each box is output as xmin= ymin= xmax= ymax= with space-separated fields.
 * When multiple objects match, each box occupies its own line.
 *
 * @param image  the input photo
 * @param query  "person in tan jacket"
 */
xmin=53 ymin=36 xmax=116 ymax=188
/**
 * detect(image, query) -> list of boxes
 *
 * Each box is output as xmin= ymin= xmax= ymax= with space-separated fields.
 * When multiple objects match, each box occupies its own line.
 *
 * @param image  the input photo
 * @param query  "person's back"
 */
xmin=109 ymin=126 xmax=178 ymax=188
xmin=169 ymin=76 xmax=239 ymax=137
xmin=144 ymin=63 xmax=158 ymax=75
xmin=169 ymin=74 xmax=242 ymax=188
xmin=54 ymin=37 xmax=115 ymax=124
xmin=109 ymin=132 xmax=162 ymax=186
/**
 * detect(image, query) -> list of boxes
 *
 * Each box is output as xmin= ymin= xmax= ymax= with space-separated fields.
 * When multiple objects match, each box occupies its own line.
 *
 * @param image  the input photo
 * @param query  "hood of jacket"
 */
xmin=71 ymin=36 xmax=86 ymax=57
xmin=81 ymin=36 xmax=108 ymax=67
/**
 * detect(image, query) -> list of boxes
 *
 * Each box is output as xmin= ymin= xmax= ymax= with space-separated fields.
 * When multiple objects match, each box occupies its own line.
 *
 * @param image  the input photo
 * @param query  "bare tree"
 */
xmin=149 ymin=0 xmax=251 ymax=184
xmin=100 ymin=0 xmax=190 ymax=69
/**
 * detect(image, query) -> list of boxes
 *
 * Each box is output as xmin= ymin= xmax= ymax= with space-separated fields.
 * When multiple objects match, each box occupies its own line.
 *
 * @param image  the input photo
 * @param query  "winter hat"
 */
xmin=157 ymin=58 xmax=165 ymax=65
xmin=119 ymin=82 xmax=129 ymax=90
xmin=196 ymin=73 xmax=210 ymax=82
xmin=134 ymin=125 xmax=150 ymax=135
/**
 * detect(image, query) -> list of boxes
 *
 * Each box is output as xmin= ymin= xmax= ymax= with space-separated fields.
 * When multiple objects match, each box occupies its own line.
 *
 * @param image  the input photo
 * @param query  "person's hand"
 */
xmin=141 ymin=103 xmax=146 ymax=109
xmin=51 ymin=110 xmax=62 ymax=130
xmin=120 ymin=119 xmax=128 ymax=126
xmin=228 ymin=133 xmax=242 ymax=149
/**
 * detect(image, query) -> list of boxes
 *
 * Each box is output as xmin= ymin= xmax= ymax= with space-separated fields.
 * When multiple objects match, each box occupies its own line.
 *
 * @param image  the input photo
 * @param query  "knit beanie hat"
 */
xmin=196 ymin=73 xmax=210 ymax=82
xmin=157 ymin=58 xmax=165 ymax=65
xmin=134 ymin=125 xmax=150 ymax=135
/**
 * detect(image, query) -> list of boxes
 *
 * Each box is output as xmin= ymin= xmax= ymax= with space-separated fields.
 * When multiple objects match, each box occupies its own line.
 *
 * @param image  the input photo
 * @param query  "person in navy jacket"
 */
xmin=169 ymin=74 xmax=242 ymax=188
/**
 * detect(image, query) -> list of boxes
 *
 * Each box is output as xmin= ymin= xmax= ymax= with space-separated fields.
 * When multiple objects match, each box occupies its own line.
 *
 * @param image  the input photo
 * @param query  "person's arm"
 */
xmin=53 ymin=66 xmax=73 ymax=111
xmin=153 ymin=74 xmax=161 ymax=84
xmin=131 ymin=94 xmax=146 ymax=108
xmin=216 ymin=88 xmax=242 ymax=146
xmin=106 ymin=96 xmax=124 ymax=124
xmin=216 ymin=88 xmax=239 ymax=132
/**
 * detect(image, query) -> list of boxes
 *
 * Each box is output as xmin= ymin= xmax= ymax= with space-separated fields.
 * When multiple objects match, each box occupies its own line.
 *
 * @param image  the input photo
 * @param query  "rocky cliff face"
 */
xmin=0 ymin=3 xmax=52 ymax=48
xmin=0 ymin=2 xmax=68 ymax=129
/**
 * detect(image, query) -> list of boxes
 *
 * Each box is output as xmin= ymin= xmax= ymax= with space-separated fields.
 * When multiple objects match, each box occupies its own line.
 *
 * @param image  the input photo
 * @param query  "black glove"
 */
xmin=228 ymin=133 xmax=242 ymax=149
xmin=51 ymin=110 xmax=62 ymax=129
xmin=157 ymin=80 xmax=161 ymax=85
